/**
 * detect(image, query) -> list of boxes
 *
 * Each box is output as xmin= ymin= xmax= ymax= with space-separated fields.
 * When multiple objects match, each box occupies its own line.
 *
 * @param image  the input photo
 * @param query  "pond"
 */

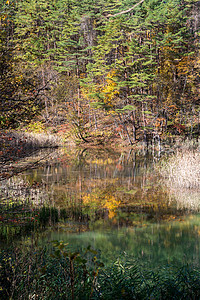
xmin=0 ymin=146 xmax=200 ymax=268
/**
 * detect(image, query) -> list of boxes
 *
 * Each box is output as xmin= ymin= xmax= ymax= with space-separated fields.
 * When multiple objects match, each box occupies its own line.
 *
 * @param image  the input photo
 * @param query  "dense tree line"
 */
xmin=0 ymin=0 xmax=199 ymax=144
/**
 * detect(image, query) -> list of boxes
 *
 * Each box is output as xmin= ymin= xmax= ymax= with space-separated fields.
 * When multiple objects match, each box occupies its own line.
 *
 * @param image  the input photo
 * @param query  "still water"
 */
xmin=1 ymin=147 xmax=200 ymax=266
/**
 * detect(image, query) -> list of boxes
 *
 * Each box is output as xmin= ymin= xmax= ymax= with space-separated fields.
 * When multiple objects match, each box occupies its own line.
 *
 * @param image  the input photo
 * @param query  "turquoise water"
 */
xmin=42 ymin=214 xmax=200 ymax=266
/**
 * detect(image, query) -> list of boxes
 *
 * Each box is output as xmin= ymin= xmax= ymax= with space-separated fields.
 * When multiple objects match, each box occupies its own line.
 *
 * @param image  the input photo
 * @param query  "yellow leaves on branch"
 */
xmin=177 ymin=56 xmax=195 ymax=75
xmin=103 ymin=195 xmax=120 ymax=219
xmin=101 ymin=70 xmax=119 ymax=106
xmin=80 ymin=69 xmax=119 ymax=113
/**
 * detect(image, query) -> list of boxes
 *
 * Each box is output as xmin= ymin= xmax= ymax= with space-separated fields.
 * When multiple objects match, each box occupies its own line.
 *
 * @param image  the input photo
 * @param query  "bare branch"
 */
xmin=106 ymin=0 xmax=145 ymax=18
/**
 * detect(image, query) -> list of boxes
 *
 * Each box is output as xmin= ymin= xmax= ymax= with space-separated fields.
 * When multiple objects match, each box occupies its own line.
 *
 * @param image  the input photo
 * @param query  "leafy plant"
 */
xmin=51 ymin=241 xmax=104 ymax=299
xmin=1 ymin=246 xmax=200 ymax=300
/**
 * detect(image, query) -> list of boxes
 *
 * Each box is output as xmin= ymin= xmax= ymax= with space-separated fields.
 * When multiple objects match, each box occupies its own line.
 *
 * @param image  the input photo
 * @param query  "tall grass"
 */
xmin=0 ymin=130 xmax=61 ymax=157
xmin=1 ymin=245 xmax=200 ymax=300
xmin=11 ymin=131 xmax=61 ymax=149
xmin=159 ymin=150 xmax=200 ymax=189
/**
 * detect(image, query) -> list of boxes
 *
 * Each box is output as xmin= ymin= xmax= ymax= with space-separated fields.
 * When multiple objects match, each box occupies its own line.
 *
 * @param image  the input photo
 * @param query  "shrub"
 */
xmin=0 ymin=245 xmax=200 ymax=300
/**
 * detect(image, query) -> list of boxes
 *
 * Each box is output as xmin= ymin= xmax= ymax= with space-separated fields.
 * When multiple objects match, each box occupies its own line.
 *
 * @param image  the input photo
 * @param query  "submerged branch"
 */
xmin=0 ymin=151 xmax=56 ymax=182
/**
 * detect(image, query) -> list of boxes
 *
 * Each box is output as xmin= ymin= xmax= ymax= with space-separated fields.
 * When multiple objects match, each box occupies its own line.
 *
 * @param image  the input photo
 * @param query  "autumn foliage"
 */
xmin=0 ymin=0 xmax=199 ymax=145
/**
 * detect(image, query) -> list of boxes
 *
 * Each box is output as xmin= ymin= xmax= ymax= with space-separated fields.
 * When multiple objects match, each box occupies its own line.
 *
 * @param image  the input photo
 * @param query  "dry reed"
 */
xmin=159 ymin=150 xmax=200 ymax=189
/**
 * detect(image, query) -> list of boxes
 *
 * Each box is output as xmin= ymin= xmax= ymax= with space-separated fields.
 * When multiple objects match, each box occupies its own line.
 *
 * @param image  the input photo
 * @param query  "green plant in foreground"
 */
xmin=0 ymin=245 xmax=200 ymax=300
xmin=51 ymin=241 xmax=104 ymax=300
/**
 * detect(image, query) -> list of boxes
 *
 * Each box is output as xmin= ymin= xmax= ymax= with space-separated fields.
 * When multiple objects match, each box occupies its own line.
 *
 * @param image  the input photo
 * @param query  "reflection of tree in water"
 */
xmin=1 ymin=147 xmax=200 ymax=269
xmin=2 ymin=147 xmax=199 ymax=244
xmin=83 ymin=186 xmax=121 ymax=219
xmin=15 ymin=148 xmax=199 ymax=226
xmin=80 ymin=178 xmax=193 ymax=227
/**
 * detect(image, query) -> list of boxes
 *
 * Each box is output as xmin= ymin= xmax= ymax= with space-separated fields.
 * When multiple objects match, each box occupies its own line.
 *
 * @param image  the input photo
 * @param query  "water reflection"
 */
xmin=20 ymin=147 xmax=199 ymax=223
xmin=44 ymin=214 xmax=200 ymax=266
xmin=1 ymin=147 xmax=200 ymax=265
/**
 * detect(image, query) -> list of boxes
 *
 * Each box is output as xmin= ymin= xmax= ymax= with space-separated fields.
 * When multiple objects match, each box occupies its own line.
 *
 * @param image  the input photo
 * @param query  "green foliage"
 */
xmin=116 ymin=105 xmax=137 ymax=112
xmin=51 ymin=241 xmax=104 ymax=299
xmin=0 ymin=0 xmax=199 ymax=142
xmin=0 ymin=246 xmax=200 ymax=299
xmin=26 ymin=121 xmax=46 ymax=133
xmin=0 ymin=202 xmax=62 ymax=243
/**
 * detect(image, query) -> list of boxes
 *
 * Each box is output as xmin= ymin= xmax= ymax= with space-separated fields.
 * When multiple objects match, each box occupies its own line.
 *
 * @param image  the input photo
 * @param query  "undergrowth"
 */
xmin=0 ymin=243 xmax=200 ymax=299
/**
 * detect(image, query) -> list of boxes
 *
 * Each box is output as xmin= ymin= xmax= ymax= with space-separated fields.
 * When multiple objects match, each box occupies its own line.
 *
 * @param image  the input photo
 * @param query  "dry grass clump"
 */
xmin=0 ymin=130 xmax=61 ymax=152
xmin=21 ymin=131 xmax=61 ymax=148
xmin=159 ymin=150 xmax=200 ymax=189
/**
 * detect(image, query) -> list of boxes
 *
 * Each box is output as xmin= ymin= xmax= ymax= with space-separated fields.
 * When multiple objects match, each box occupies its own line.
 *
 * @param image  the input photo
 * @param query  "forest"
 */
xmin=0 ymin=1 xmax=200 ymax=299
xmin=0 ymin=0 xmax=199 ymax=145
